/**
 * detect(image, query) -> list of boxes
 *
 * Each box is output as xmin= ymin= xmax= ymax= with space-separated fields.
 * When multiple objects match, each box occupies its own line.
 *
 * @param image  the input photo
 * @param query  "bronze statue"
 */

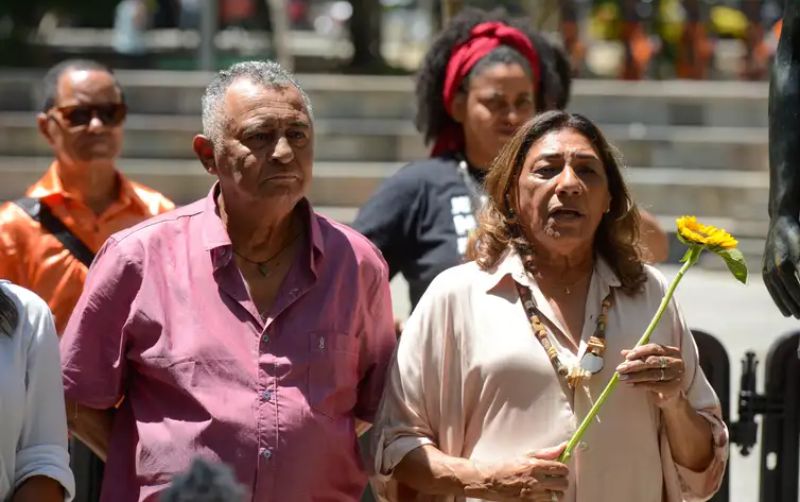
xmin=764 ymin=1 xmax=800 ymax=319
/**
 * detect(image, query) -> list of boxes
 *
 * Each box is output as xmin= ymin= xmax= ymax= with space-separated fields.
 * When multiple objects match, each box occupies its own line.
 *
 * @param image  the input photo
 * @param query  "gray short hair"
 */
xmin=201 ymin=60 xmax=313 ymax=143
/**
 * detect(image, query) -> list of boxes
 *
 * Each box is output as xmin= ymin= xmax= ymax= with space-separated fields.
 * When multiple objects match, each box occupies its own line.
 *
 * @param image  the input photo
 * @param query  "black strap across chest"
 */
xmin=13 ymin=197 xmax=95 ymax=267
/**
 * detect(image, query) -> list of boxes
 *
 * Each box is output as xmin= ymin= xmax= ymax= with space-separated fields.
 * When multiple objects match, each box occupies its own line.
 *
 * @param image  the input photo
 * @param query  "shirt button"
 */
xmin=262 ymin=390 xmax=272 ymax=402
xmin=261 ymin=333 xmax=270 ymax=344
xmin=261 ymin=448 xmax=272 ymax=460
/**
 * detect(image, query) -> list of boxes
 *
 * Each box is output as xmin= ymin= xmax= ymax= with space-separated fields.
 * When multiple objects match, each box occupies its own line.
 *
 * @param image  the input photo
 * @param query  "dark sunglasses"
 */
xmin=50 ymin=103 xmax=128 ymax=128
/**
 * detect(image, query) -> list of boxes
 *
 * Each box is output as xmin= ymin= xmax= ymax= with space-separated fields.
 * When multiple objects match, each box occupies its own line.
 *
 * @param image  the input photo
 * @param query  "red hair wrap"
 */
xmin=431 ymin=21 xmax=541 ymax=156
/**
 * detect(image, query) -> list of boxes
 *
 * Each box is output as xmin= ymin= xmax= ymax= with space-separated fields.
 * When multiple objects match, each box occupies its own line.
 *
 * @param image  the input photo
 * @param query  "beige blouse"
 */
xmin=373 ymin=249 xmax=728 ymax=502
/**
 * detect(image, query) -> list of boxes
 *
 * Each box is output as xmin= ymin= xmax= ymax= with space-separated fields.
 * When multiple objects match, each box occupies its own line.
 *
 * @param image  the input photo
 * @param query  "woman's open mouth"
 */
xmin=549 ymin=207 xmax=584 ymax=221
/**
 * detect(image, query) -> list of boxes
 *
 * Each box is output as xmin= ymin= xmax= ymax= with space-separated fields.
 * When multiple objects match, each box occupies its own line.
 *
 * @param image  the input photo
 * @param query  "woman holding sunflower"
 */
xmin=372 ymin=112 xmax=727 ymax=502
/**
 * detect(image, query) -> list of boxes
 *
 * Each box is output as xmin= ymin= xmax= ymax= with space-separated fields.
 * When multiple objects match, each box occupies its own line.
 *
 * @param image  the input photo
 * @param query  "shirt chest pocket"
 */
xmin=307 ymin=331 xmax=360 ymax=419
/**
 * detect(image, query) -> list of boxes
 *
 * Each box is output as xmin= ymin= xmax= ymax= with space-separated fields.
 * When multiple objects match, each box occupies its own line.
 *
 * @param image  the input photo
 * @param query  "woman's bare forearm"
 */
xmin=662 ymin=395 xmax=715 ymax=471
xmin=394 ymin=444 xmax=485 ymax=497
xmin=65 ymin=399 xmax=114 ymax=462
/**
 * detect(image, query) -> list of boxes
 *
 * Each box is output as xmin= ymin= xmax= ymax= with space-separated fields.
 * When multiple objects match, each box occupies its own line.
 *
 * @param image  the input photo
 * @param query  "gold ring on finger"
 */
xmin=660 ymin=368 xmax=666 ymax=382
xmin=659 ymin=356 xmax=667 ymax=369
xmin=551 ymin=491 xmax=558 ymax=502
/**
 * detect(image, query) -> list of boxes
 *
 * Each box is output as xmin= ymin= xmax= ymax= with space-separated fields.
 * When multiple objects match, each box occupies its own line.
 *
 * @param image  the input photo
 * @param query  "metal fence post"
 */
xmin=758 ymin=331 xmax=800 ymax=502
xmin=693 ymin=329 xmax=730 ymax=502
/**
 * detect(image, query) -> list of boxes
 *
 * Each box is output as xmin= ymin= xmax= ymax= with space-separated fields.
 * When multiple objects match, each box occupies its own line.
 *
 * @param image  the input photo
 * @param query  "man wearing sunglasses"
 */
xmin=0 ymin=59 xmax=173 ymax=502
xmin=0 ymin=59 xmax=173 ymax=334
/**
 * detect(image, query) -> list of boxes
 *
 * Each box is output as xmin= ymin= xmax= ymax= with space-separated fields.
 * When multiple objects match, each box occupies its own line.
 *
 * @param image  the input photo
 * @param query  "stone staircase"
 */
xmin=0 ymin=71 xmax=770 ymax=267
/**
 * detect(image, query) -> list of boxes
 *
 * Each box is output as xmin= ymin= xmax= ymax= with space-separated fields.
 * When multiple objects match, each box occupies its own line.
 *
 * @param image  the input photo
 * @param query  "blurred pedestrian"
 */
xmin=0 ymin=58 xmax=173 ymax=502
xmin=0 ymin=59 xmax=173 ymax=334
xmin=113 ymin=0 xmax=150 ymax=55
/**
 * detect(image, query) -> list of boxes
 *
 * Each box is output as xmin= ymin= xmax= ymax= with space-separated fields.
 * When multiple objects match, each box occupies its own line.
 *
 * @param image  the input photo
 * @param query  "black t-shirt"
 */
xmin=352 ymin=153 xmax=485 ymax=308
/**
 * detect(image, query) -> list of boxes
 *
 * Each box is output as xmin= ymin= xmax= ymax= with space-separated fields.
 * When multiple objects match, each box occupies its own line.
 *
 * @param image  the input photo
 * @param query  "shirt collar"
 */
xmin=482 ymin=246 xmax=622 ymax=296
xmin=26 ymin=161 xmax=149 ymax=214
xmin=201 ymin=183 xmax=325 ymax=274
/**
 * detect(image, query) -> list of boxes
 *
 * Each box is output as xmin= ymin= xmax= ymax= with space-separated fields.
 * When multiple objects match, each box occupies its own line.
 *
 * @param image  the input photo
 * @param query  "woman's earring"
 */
xmin=507 ymin=206 xmax=517 ymax=222
xmin=505 ymin=194 xmax=517 ymax=221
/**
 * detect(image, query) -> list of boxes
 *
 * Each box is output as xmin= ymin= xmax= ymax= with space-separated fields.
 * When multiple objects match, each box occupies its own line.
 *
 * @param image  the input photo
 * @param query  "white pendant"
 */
xmin=581 ymin=352 xmax=604 ymax=374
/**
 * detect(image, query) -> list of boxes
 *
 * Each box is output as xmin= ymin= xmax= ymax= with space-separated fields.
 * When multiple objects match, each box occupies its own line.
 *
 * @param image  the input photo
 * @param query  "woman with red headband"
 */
xmin=353 ymin=8 xmax=667 ymax=313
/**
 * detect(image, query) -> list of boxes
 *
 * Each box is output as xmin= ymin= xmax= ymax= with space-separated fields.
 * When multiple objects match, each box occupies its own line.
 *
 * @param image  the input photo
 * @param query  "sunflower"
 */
xmin=676 ymin=216 xmax=738 ymax=250
xmin=559 ymin=213 xmax=748 ymax=464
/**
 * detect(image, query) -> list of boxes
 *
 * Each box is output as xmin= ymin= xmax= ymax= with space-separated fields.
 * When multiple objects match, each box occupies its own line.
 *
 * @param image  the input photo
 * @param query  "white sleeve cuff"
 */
xmin=375 ymin=432 xmax=435 ymax=476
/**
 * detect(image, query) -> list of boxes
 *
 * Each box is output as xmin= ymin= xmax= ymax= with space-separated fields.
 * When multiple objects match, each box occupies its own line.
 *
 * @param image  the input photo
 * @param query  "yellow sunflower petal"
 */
xmin=676 ymin=215 xmax=738 ymax=250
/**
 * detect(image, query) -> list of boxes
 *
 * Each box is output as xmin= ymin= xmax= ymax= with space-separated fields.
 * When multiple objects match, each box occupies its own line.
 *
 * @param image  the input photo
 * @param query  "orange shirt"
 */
xmin=0 ymin=162 xmax=174 ymax=333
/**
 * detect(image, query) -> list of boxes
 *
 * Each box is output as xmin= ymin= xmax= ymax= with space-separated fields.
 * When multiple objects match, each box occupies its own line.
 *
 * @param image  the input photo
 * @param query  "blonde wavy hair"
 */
xmin=467 ymin=111 xmax=646 ymax=294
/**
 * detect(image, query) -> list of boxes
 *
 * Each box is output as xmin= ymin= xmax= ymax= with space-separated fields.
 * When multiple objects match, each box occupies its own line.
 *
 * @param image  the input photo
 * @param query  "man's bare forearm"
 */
xmin=65 ymin=399 xmax=115 ymax=461
xmin=11 ymin=475 xmax=64 ymax=502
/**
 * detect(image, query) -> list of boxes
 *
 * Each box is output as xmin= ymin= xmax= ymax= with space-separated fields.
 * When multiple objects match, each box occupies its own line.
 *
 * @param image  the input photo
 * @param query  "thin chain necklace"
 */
xmin=455 ymin=154 xmax=488 ymax=215
xmin=516 ymin=282 xmax=614 ymax=389
xmin=534 ymin=270 xmax=587 ymax=296
xmin=233 ymin=231 xmax=302 ymax=277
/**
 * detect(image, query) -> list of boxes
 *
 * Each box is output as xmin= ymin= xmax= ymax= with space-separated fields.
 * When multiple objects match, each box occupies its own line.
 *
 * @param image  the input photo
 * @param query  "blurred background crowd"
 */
xmin=0 ymin=0 xmax=788 ymax=79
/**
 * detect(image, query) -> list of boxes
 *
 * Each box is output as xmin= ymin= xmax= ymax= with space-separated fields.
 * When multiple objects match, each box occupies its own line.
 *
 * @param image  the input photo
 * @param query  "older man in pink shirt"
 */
xmin=60 ymin=60 xmax=397 ymax=501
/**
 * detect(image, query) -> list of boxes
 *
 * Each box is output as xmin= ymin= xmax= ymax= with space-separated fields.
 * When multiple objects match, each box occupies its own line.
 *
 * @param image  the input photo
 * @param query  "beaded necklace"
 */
xmin=515 ymin=282 xmax=614 ymax=389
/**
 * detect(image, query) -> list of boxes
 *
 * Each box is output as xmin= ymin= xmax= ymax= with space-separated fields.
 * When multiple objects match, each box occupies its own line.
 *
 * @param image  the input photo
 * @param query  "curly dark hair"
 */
xmin=415 ymin=7 xmax=571 ymax=148
xmin=467 ymin=111 xmax=647 ymax=294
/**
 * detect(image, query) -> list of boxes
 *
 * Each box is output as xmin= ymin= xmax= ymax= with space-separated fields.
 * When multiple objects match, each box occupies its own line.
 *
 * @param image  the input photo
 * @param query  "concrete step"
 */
xmin=0 ymin=156 xmax=768 ymax=268
xmin=627 ymin=167 xmax=768 ymax=222
xmin=0 ymin=156 xmax=768 ymax=226
xmin=0 ymin=113 xmax=426 ymax=162
xmin=568 ymin=79 xmax=768 ymax=128
xmin=0 ymin=112 xmax=768 ymax=169
xmin=0 ymin=72 xmax=768 ymax=127
xmin=0 ymin=71 xmax=417 ymax=118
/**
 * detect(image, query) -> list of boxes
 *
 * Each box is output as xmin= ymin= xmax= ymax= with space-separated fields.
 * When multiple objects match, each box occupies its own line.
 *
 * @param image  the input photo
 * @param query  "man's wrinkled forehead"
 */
xmin=221 ymin=77 xmax=310 ymax=122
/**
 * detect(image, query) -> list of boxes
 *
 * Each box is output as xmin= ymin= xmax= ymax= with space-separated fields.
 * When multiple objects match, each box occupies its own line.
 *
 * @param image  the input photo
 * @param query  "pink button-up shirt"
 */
xmin=60 ymin=186 xmax=397 ymax=502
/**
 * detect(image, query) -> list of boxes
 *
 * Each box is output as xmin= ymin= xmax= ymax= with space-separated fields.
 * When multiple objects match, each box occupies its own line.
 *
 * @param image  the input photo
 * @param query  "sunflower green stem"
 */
xmin=558 ymin=246 xmax=702 ymax=463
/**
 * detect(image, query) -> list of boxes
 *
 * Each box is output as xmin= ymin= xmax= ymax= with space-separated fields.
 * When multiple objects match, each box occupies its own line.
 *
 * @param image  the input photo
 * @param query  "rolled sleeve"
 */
xmin=60 ymin=237 xmax=142 ymax=410
xmin=671 ymin=409 xmax=728 ymax=500
xmin=16 ymin=296 xmax=75 ymax=500
xmin=354 ymin=259 xmax=397 ymax=423
xmin=372 ymin=275 xmax=454 ymax=477
xmin=376 ymin=431 xmax=435 ymax=476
